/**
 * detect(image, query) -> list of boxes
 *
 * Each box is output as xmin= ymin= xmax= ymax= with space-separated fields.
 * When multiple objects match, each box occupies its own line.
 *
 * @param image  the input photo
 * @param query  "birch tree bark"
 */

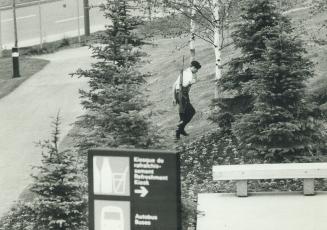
xmin=147 ymin=0 xmax=153 ymax=21
xmin=213 ymin=0 xmax=222 ymax=98
xmin=190 ymin=0 xmax=197 ymax=61
xmin=166 ymin=0 xmax=238 ymax=97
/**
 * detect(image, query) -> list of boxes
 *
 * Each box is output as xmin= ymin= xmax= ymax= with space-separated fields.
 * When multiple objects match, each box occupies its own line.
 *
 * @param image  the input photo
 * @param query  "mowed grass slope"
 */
xmin=1 ymin=4 xmax=325 ymax=149
xmin=141 ymin=9 xmax=327 ymax=147
xmin=142 ymin=37 xmax=232 ymax=146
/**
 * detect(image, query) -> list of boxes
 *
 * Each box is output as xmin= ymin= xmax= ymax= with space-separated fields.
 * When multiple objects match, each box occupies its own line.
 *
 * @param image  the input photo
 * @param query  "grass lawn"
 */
xmin=58 ymin=8 xmax=327 ymax=149
xmin=0 ymin=57 xmax=49 ymax=99
xmin=140 ymin=36 xmax=327 ymax=148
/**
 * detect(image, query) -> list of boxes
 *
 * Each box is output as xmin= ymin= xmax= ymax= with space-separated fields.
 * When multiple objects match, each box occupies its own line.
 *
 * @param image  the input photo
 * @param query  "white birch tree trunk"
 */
xmin=213 ymin=0 xmax=222 ymax=98
xmin=146 ymin=0 xmax=152 ymax=21
xmin=190 ymin=0 xmax=196 ymax=61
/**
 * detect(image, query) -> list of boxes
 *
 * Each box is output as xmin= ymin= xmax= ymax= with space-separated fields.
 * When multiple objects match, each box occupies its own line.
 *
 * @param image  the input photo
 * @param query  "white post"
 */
xmin=76 ymin=0 xmax=81 ymax=43
xmin=303 ymin=178 xmax=315 ymax=196
xmin=38 ymin=0 xmax=43 ymax=49
xmin=236 ymin=180 xmax=248 ymax=197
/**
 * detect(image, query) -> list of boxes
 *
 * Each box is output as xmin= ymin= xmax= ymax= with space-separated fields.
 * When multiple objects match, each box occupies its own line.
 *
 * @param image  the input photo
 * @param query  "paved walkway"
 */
xmin=0 ymin=46 xmax=91 ymax=216
xmin=197 ymin=192 xmax=327 ymax=230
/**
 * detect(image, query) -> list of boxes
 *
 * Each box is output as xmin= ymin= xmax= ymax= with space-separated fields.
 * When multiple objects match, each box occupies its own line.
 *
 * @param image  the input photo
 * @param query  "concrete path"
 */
xmin=0 ymin=46 xmax=91 ymax=217
xmin=197 ymin=192 xmax=327 ymax=230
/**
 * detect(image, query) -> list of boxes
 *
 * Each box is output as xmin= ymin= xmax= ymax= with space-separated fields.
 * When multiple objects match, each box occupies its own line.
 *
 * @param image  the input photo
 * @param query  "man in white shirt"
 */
xmin=173 ymin=60 xmax=202 ymax=140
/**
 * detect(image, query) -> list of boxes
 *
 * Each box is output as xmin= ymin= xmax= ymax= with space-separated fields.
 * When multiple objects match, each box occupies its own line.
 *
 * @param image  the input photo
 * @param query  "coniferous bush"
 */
xmin=0 ymin=115 xmax=87 ymax=230
xmin=233 ymin=22 xmax=324 ymax=162
xmin=28 ymin=115 xmax=87 ymax=230
xmin=216 ymin=0 xmax=284 ymax=118
xmin=216 ymin=0 xmax=325 ymax=162
xmin=73 ymin=0 xmax=162 ymax=154
xmin=0 ymin=201 xmax=36 ymax=230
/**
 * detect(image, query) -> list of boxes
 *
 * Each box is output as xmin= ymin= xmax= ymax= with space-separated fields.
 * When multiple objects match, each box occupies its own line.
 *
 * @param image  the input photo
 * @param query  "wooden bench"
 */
xmin=213 ymin=163 xmax=327 ymax=197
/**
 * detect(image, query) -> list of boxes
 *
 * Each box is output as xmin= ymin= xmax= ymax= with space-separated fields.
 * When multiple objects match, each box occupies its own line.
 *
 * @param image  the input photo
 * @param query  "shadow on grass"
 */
xmin=0 ymin=57 xmax=49 ymax=99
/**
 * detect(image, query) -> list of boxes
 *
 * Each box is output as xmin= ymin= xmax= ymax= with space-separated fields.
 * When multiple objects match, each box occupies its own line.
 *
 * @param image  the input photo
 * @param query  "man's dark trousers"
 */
xmin=179 ymin=103 xmax=195 ymax=130
xmin=176 ymin=90 xmax=195 ymax=136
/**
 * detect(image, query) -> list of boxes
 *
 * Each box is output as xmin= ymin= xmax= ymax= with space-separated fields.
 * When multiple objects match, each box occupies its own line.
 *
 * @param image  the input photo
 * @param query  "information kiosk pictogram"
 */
xmin=88 ymin=148 xmax=181 ymax=230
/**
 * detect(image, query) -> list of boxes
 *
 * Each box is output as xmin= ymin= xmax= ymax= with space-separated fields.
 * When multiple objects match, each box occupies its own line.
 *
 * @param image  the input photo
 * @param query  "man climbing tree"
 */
xmin=173 ymin=60 xmax=201 ymax=140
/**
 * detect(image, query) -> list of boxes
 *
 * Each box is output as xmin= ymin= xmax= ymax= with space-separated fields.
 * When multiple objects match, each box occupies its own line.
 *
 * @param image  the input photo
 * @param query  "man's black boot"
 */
xmin=180 ymin=129 xmax=189 ymax=136
xmin=175 ymin=129 xmax=181 ymax=140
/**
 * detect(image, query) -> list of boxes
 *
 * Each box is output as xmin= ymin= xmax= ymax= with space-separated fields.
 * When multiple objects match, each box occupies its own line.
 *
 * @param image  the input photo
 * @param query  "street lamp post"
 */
xmin=83 ymin=0 xmax=90 ymax=37
xmin=38 ymin=0 xmax=43 ymax=49
xmin=76 ymin=0 xmax=81 ymax=43
xmin=12 ymin=0 xmax=20 ymax=78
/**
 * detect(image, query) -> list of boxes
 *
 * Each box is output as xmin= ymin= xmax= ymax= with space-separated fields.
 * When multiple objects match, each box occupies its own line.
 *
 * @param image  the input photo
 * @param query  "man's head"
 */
xmin=190 ymin=60 xmax=201 ymax=73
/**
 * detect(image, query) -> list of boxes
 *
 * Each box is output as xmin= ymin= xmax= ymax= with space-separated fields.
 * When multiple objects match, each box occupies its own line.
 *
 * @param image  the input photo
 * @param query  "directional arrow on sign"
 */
xmin=134 ymin=186 xmax=149 ymax=197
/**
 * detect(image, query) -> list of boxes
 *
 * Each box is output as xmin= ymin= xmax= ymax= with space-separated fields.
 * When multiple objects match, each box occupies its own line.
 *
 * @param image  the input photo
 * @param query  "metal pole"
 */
xmin=38 ymin=0 xmax=43 ymax=49
xmin=13 ymin=0 xmax=18 ymax=47
xmin=12 ymin=0 xmax=20 ymax=78
xmin=76 ymin=0 xmax=81 ymax=43
xmin=83 ymin=0 xmax=90 ymax=36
